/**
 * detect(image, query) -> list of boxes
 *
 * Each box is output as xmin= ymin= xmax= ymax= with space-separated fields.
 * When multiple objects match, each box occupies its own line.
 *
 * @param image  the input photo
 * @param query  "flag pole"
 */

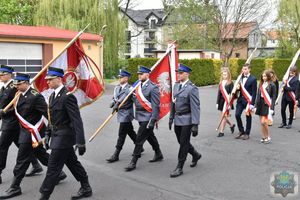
xmin=89 ymin=45 xmax=175 ymax=142
xmin=275 ymin=48 xmax=300 ymax=105
xmin=215 ymin=46 xmax=258 ymax=132
xmin=3 ymin=24 xmax=90 ymax=113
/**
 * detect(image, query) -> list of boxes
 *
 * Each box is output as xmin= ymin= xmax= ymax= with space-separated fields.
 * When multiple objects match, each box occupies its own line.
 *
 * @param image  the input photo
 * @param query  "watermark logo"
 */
xmin=271 ymin=171 xmax=298 ymax=197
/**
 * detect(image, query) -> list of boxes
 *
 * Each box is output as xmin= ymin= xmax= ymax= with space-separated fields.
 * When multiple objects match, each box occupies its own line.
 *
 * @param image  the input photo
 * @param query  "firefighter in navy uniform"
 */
xmin=107 ymin=69 xmax=138 ymax=163
xmin=39 ymin=67 xmax=92 ymax=200
xmin=169 ymin=64 xmax=201 ymax=178
xmin=0 ymin=65 xmax=43 ymax=185
xmin=0 ymin=73 xmax=66 ymax=199
xmin=125 ymin=66 xmax=163 ymax=171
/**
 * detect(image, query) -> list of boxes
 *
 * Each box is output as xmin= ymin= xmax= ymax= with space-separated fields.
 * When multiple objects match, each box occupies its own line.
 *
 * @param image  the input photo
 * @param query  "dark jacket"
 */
xmin=16 ymin=87 xmax=48 ymax=144
xmin=0 ymin=80 xmax=19 ymax=131
xmin=283 ymin=76 xmax=299 ymax=102
xmin=216 ymin=82 xmax=234 ymax=111
xmin=255 ymin=82 xmax=276 ymax=116
xmin=237 ymin=74 xmax=257 ymax=106
xmin=48 ymin=87 xmax=85 ymax=149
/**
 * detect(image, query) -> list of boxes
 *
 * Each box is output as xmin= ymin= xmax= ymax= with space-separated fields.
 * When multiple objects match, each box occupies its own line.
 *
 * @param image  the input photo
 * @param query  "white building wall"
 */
xmin=128 ymin=19 xmax=145 ymax=58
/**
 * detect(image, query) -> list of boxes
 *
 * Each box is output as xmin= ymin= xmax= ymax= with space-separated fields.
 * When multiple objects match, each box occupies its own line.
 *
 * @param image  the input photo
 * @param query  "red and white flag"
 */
xmin=34 ymin=39 xmax=104 ymax=107
xmin=149 ymin=42 xmax=178 ymax=119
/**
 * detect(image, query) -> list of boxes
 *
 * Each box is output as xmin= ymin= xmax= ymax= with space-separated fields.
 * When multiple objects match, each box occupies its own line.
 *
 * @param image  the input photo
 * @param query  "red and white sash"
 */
xmin=240 ymin=82 xmax=252 ymax=114
xmin=15 ymin=97 xmax=48 ymax=148
xmin=286 ymin=78 xmax=297 ymax=106
xmin=260 ymin=84 xmax=273 ymax=122
xmin=136 ymin=83 xmax=152 ymax=113
xmin=219 ymin=81 xmax=230 ymax=115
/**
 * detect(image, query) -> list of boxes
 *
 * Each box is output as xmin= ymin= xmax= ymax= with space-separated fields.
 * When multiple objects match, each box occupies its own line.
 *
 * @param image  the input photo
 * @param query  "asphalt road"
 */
xmin=1 ymin=84 xmax=300 ymax=200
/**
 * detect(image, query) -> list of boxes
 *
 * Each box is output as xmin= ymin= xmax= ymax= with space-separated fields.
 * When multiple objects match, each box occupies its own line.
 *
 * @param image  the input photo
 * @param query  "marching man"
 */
xmin=106 ymin=69 xmax=138 ymax=163
xmin=169 ymin=63 xmax=201 ymax=178
xmin=125 ymin=66 xmax=163 ymax=172
xmin=235 ymin=64 xmax=257 ymax=140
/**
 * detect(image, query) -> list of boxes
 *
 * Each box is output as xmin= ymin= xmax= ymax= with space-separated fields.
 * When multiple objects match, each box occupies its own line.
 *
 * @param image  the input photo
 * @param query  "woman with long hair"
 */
xmin=255 ymin=70 xmax=276 ymax=144
xmin=216 ymin=68 xmax=235 ymax=137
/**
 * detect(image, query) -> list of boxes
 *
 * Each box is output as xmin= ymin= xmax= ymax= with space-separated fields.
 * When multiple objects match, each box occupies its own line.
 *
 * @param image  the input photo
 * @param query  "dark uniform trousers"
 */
xmin=40 ymin=148 xmax=88 ymax=195
xmin=235 ymin=102 xmax=252 ymax=135
xmin=116 ymin=122 xmax=136 ymax=150
xmin=174 ymin=125 xmax=196 ymax=162
xmin=13 ymin=144 xmax=48 ymax=186
xmin=281 ymin=99 xmax=294 ymax=125
xmin=0 ymin=129 xmax=19 ymax=173
xmin=132 ymin=122 xmax=160 ymax=158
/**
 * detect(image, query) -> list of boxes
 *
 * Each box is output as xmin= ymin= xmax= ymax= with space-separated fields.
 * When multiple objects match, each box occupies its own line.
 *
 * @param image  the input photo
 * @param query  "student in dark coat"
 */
xmin=255 ymin=70 xmax=276 ymax=144
xmin=216 ymin=68 xmax=235 ymax=137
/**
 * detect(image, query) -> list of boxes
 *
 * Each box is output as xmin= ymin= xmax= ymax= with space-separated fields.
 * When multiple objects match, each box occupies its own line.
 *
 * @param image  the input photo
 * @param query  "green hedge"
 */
xmin=125 ymin=58 xmax=300 ymax=86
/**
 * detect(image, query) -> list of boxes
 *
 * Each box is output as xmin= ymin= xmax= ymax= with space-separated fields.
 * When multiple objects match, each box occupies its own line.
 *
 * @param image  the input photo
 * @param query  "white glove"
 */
xmin=216 ymin=104 xmax=218 ymax=109
xmin=249 ymin=105 xmax=255 ymax=111
xmin=269 ymin=110 xmax=274 ymax=115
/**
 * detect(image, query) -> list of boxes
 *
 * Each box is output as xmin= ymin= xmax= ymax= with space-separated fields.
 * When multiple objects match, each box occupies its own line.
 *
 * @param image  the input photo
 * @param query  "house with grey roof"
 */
xmin=121 ymin=8 xmax=170 ymax=58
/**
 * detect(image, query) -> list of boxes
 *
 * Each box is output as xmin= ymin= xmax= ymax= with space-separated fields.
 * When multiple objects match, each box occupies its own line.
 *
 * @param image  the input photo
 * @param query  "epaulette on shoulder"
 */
xmin=31 ymin=89 xmax=39 ymax=96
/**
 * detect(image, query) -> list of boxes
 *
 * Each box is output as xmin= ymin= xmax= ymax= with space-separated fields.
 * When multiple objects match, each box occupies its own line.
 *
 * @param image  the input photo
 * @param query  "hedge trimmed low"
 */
xmin=125 ymin=58 xmax=300 ymax=86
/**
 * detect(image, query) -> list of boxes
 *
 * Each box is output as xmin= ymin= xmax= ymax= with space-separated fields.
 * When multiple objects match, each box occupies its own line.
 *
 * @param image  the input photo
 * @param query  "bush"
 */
xmin=127 ymin=58 xmax=158 ymax=84
xmin=250 ymin=59 xmax=266 ymax=79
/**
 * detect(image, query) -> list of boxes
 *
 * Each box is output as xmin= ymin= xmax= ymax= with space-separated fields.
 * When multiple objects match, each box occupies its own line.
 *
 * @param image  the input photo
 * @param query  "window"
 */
xmin=0 ymin=59 xmax=42 ymax=78
xmin=235 ymin=53 xmax=240 ymax=58
xmin=150 ymin=19 xmax=156 ymax=29
xmin=126 ymin=31 xmax=131 ymax=41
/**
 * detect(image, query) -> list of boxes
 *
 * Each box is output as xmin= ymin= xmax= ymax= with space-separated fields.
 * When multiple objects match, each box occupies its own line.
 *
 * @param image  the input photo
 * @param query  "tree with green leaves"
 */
xmin=0 ymin=0 xmax=38 ymax=25
xmin=34 ymin=0 xmax=126 ymax=78
xmin=276 ymin=0 xmax=300 ymax=58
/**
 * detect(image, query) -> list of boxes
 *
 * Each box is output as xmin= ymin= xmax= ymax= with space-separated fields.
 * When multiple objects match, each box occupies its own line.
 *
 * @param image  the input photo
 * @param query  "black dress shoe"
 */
xmin=25 ymin=166 xmax=43 ymax=177
xmin=170 ymin=167 xmax=183 ymax=178
xmin=149 ymin=150 xmax=163 ymax=162
xmin=56 ymin=171 xmax=67 ymax=185
xmin=124 ymin=162 xmax=136 ymax=171
xmin=230 ymin=124 xmax=235 ymax=134
xmin=71 ymin=187 xmax=92 ymax=200
xmin=106 ymin=149 xmax=120 ymax=163
xmin=39 ymin=193 xmax=50 ymax=200
xmin=278 ymin=124 xmax=286 ymax=128
xmin=217 ymin=132 xmax=224 ymax=137
xmin=286 ymin=124 xmax=292 ymax=129
xmin=0 ymin=187 xmax=22 ymax=199
xmin=242 ymin=135 xmax=250 ymax=140
xmin=190 ymin=153 xmax=202 ymax=167
xmin=235 ymin=133 xmax=244 ymax=139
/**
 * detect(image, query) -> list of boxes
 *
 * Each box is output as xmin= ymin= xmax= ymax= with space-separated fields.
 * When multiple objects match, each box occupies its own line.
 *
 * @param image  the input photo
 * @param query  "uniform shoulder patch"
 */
xmin=9 ymin=83 xmax=14 ymax=89
xmin=31 ymin=89 xmax=38 ymax=96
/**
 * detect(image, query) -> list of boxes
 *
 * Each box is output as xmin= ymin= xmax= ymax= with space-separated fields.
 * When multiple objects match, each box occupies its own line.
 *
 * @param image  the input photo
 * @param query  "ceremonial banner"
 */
xmin=34 ymin=39 xmax=104 ymax=107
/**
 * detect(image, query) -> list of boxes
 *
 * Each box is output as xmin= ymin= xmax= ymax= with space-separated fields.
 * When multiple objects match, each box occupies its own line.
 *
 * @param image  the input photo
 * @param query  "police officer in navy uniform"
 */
xmin=125 ymin=66 xmax=163 ymax=171
xmin=0 ymin=65 xmax=43 ymax=185
xmin=39 ymin=67 xmax=92 ymax=200
xmin=0 ymin=73 xmax=66 ymax=199
xmin=169 ymin=64 xmax=201 ymax=178
xmin=107 ymin=69 xmax=138 ymax=163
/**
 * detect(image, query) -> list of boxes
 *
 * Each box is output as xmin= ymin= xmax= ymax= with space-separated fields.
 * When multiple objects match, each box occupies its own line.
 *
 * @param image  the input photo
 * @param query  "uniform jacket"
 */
xmin=134 ymin=80 xmax=160 ymax=122
xmin=0 ymin=80 xmax=19 ymax=131
xmin=112 ymin=83 xmax=134 ymax=123
xmin=170 ymin=80 xmax=200 ymax=126
xmin=237 ymin=74 xmax=257 ymax=106
xmin=16 ymin=87 xmax=47 ymax=144
xmin=283 ymin=76 xmax=299 ymax=102
xmin=48 ymin=87 xmax=85 ymax=149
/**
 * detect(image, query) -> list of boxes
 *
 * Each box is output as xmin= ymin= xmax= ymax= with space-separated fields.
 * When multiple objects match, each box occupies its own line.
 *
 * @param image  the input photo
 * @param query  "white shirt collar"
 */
xmin=180 ymin=79 xmax=189 ymax=87
xmin=120 ymin=82 xmax=128 ymax=89
xmin=3 ymin=79 xmax=13 ymax=88
xmin=54 ymin=84 xmax=64 ymax=97
xmin=22 ymin=86 xmax=31 ymax=96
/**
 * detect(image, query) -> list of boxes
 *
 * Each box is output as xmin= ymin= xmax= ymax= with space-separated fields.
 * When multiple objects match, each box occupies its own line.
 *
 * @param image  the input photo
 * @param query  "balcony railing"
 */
xmin=144 ymin=48 xmax=157 ymax=53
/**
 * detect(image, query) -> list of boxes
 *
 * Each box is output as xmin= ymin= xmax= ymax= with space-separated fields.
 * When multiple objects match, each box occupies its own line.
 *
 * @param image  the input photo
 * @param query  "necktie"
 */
xmin=179 ymin=84 xmax=182 ymax=90
xmin=118 ymin=86 xmax=122 ymax=93
xmin=0 ymin=87 xmax=4 ymax=93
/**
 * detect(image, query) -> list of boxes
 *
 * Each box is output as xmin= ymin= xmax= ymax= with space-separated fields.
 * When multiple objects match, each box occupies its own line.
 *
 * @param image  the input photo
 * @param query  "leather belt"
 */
xmin=175 ymin=111 xmax=191 ymax=116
